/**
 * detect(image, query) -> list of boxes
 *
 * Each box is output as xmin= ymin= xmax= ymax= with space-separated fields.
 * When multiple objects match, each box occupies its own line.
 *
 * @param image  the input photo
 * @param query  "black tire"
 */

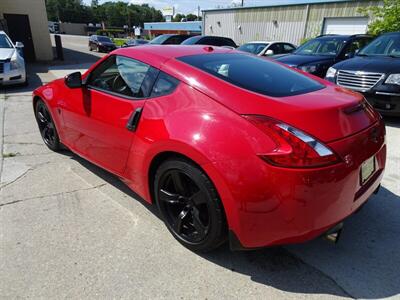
xmin=89 ymin=45 xmax=92 ymax=51
xmin=154 ymin=158 xmax=227 ymax=252
xmin=35 ymin=99 xmax=61 ymax=152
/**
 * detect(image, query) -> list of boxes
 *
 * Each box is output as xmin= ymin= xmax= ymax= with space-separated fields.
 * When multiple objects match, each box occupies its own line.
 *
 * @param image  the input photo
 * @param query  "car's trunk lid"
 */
xmin=220 ymin=85 xmax=379 ymax=143
xmin=165 ymin=59 xmax=380 ymax=143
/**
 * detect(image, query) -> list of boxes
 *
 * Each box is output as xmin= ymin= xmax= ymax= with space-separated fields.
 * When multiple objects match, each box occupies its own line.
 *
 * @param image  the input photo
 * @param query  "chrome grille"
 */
xmin=337 ymin=70 xmax=384 ymax=92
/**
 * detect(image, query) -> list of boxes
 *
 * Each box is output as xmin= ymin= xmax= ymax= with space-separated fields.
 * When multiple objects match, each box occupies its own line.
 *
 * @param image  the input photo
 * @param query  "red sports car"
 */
xmin=33 ymin=45 xmax=386 ymax=252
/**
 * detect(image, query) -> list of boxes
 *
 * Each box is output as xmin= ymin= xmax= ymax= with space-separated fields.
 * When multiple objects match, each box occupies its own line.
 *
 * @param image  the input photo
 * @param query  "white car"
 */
xmin=237 ymin=41 xmax=296 ymax=56
xmin=0 ymin=30 xmax=26 ymax=86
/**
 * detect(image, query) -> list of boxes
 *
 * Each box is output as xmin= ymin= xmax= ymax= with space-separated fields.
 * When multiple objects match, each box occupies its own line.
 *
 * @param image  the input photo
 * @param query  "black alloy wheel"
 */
xmin=35 ymin=100 xmax=60 ymax=151
xmin=154 ymin=158 xmax=227 ymax=252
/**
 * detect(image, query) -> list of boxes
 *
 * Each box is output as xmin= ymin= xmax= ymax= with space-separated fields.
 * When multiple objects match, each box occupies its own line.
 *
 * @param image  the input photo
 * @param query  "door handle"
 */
xmin=126 ymin=107 xmax=143 ymax=132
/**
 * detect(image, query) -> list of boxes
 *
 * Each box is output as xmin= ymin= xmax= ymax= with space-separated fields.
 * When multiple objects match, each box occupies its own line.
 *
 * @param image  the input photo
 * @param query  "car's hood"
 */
xmin=333 ymin=56 xmax=400 ymax=73
xmin=0 ymin=48 xmax=15 ymax=60
xmin=275 ymin=54 xmax=333 ymax=67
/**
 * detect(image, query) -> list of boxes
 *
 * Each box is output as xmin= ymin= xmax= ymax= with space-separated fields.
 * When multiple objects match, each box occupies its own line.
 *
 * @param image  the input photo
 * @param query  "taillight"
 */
xmin=243 ymin=115 xmax=341 ymax=168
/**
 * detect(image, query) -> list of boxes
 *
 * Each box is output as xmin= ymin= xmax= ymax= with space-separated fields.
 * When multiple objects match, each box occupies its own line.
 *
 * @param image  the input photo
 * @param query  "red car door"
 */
xmin=61 ymin=55 xmax=158 ymax=175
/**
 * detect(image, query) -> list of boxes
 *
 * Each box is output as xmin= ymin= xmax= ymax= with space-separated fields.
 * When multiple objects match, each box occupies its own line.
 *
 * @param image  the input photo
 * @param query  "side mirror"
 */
xmin=15 ymin=41 xmax=24 ymax=48
xmin=345 ymin=52 xmax=355 ymax=59
xmin=265 ymin=49 xmax=274 ymax=56
xmin=65 ymin=72 xmax=82 ymax=89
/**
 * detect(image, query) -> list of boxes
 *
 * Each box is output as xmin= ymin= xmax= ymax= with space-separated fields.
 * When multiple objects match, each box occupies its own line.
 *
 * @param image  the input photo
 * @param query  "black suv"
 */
xmin=274 ymin=34 xmax=373 ymax=78
xmin=326 ymin=32 xmax=400 ymax=117
xmin=149 ymin=34 xmax=194 ymax=45
xmin=88 ymin=35 xmax=116 ymax=52
xmin=181 ymin=35 xmax=237 ymax=48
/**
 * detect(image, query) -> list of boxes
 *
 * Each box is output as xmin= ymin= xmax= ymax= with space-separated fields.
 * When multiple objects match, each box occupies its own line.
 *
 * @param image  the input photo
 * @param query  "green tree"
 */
xmin=186 ymin=13 xmax=198 ymax=21
xmin=46 ymin=0 xmax=164 ymax=27
xmin=173 ymin=13 xmax=186 ymax=22
xmin=359 ymin=0 xmax=400 ymax=35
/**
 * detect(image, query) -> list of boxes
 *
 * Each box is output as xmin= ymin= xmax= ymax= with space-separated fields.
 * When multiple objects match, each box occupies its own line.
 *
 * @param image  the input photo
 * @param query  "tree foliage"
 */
xmin=359 ymin=0 xmax=400 ymax=35
xmin=46 ymin=0 xmax=164 ymax=27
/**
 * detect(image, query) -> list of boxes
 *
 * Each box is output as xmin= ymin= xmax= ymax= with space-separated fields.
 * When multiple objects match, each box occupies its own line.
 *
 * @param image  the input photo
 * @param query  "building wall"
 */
xmin=305 ymin=1 xmax=380 ymax=38
xmin=203 ymin=0 xmax=381 ymax=45
xmin=0 ymin=0 xmax=53 ymax=61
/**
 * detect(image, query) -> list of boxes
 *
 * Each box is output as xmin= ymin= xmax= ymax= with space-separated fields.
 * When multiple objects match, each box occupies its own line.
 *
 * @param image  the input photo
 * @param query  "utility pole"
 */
xmin=197 ymin=5 xmax=200 ymax=20
xmin=241 ymin=0 xmax=244 ymax=6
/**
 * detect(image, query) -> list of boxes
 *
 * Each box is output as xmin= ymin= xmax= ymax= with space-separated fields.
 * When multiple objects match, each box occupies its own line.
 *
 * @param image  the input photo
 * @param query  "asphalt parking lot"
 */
xmin=0 ymin=35 xmax=399 ymax=299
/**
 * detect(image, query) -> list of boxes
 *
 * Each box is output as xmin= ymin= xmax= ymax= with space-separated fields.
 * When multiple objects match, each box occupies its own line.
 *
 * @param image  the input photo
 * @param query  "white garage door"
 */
xmin=322 ymin=17 xmax=369 ymax=35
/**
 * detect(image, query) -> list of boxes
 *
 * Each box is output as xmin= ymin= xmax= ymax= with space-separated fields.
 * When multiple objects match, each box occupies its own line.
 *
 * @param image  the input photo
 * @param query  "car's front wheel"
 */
xmin=35 ymin=99 xmax=61 ymax=151
xmin=154 ymin=158 xmax=227 ymax=252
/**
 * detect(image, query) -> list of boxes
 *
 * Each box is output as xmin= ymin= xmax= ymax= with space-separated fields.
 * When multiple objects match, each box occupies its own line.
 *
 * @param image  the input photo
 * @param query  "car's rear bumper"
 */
xmin=205 ymin=121 xmax=386 ymax=249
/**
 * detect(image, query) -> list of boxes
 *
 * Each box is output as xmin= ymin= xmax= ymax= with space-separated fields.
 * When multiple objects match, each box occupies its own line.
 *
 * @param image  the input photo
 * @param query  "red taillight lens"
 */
xmin=243 ymin=115 xmax=341 ymax=168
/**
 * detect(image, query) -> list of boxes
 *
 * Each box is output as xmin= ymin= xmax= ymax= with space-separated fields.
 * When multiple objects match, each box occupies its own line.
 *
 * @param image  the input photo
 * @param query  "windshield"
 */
xmin=238 ymin=43 xmax=269 ymax=55
xmin=150 ymin=35 xmax=171 ymax=44
xmin=0 ymin=34 xmax=13 ymax=49
xmin=294 ymin=37 xmax=345 ymax=56
xmin=181 ymin=36 xmax=201 ymax=45
xmin=178 ymin=53 xmax=324 ymax=97
xmin=98 ymin=36 xmax=112 ymax=43
xmin=358 ymin=34 xmax=400 ymax=57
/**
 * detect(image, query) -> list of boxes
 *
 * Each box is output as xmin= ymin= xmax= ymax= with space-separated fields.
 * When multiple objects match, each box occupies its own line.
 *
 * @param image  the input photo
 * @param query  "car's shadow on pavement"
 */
xmin=59 ymin=149 xmax=400 ymax=299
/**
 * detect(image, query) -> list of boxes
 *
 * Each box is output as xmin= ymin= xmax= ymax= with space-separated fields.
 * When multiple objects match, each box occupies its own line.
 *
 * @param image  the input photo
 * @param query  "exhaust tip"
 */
xmin=323 ymin=222 xmax=343 ymax=244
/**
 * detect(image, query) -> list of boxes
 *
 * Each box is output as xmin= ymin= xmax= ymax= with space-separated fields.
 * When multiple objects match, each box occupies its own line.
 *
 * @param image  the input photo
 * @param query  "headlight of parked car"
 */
xmin=10 ymin=54 xmax=20 ymax=70
xmin=385 ymin=74 xmax=400 ymax=85
xmin=325 ymin=67 xmax=337 ymax=79
xmin=298 ymin=64 xmax=318 ymax=73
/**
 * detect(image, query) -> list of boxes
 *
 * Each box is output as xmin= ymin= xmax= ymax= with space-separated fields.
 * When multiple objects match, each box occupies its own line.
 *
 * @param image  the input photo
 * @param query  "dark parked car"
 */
xmin=325 ymin=32 xmax=400 ymax=117
xmin=89 ymin=35 xmax=116 ymax=52
xmin=122 ymin=39 xmax=149 ymax=47
xmin=275 ymin=34 xmax=373 ymax=78
xmin=181 ymin=35 xmax=237 ymax=48
xmin=149 ymin=34 xmax=194 ymax=45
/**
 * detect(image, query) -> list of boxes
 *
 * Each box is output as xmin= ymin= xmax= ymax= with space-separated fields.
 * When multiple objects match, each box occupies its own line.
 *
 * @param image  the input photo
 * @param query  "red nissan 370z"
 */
xmin=33 ymin=45 xmax=386 ymax=252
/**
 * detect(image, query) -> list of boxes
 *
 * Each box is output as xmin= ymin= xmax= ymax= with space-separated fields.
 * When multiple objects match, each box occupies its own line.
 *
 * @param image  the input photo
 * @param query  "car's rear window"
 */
xmin=177 ymin=53 xmax=324 ymax=97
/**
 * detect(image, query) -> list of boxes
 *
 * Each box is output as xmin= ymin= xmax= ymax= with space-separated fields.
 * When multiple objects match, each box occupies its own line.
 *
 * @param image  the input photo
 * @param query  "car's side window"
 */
xmin=343 ymin=38 xmax=371 ymax=57
xmin=283 ymin=43 xmax=296 ymax=53
xmin=150 ymin=72 xmax=180 ymax=98
xmin=269 ymin=43 xmax=283 ymax=55
xmin=87 ymin=55 xmax=150 ymax=98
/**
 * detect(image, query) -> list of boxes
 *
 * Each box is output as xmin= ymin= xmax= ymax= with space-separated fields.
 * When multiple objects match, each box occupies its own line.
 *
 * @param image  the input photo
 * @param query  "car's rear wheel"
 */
xmin=154 ymin=158 xmax=227 ymax=252
xmin=35 ymin=100 xmax=61 ymax=151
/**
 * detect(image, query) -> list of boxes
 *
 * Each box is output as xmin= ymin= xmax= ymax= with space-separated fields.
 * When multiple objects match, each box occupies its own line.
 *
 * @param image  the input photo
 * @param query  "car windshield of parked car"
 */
xmin=150 ymin=35 xmax=171 ymax=44
xmin=181 ymin=36 xmax=201 ymax=45
xmin=294 ymin=38 xmax=345 ymax=56
xmin=238 ymin=43 xmax=269 ymax=54
xmin=136 ymin=40 xmax=149 ymax=44
xmin=0 ymin=34 xmax=13 ymax=48
xmin=98 ymin=36 xmax=112 ymax=43
xmin=358 ymin=34 xmax=400 ymax=57
xmin=178 ymin=53 xmax=324 ymax=97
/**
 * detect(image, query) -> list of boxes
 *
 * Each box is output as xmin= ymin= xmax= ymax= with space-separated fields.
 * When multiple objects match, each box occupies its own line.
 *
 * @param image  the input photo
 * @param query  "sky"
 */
xmin=82 ymin=0 xmax=321 ymax=15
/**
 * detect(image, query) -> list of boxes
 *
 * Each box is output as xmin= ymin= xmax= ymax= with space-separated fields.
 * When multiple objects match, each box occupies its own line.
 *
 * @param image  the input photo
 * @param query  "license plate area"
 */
xmin=360 ymin=156 xmax=375 ymax=185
